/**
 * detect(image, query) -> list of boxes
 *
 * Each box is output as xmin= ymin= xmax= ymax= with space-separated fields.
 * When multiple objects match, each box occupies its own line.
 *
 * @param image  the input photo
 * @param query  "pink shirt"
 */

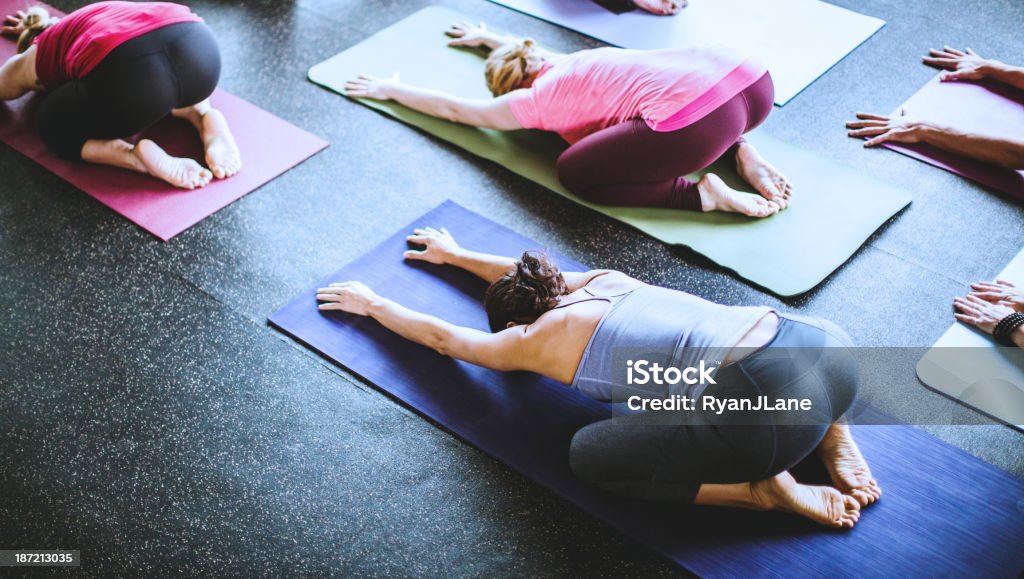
xmin=34 ymin=2 xmax=202 ymax=90
xmin=507 ymin=46 xmax=768 ymax=144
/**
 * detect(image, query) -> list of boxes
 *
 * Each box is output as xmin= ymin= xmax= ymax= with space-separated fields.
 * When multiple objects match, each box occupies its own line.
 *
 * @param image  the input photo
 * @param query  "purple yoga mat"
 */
xmin=882 ymin=74 xmax=1024 ymax=198
xmin=0 ymin=0 xmax=327 ymax=240
xmin=270 ymin=200 xmax=1024 ymax=576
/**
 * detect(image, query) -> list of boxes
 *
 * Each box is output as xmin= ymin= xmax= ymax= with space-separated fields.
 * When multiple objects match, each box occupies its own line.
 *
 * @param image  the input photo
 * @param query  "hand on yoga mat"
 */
xmin=2 ymin=10 xmax=29 ymax=36
xmin=846 ymin=112 xmax=934 ymax=147
xmin=953 ymin=294 xmax=1016 ymax=335
xmin=970 ymin=280 xmax=1024 ymax=312
xmin=445 ymin=21 xmax=492 ymax=48
xmin=923 ymin=46 xmax=1001 ymax=83
xmin=632 ymin=0 xmax=687 ymax=15
xmin=316 ymin=282 xmax=380 ymax=316
xmin=404 ymin=227 xmax=459 ymax=264
xmin=344 ymin=73 xmax=400 ymax=100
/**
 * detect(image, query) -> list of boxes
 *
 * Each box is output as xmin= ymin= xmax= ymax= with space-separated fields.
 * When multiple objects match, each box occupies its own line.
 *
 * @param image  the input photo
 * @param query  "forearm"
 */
xmin=987 ymin=61 xmax=1024 ymax=91
xmin=382 ymin=83 xmax=470 ymax=123
xmin=919 ymin=124 xmax=1024 ymax=170
xmin=446 ymin=247 xmax=517 ymax=283
xmin=367 ymin=297 xmax=459 ymax=355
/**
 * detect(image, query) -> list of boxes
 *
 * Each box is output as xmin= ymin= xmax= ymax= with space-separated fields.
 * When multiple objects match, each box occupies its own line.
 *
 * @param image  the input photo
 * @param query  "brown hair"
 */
xmin=484 ymin=39 xmax=543 ymax=96
xmin=484 ymin=251 xmax=567 ymax=332
xmin=16 ymin=6 xmax=53 ymax=54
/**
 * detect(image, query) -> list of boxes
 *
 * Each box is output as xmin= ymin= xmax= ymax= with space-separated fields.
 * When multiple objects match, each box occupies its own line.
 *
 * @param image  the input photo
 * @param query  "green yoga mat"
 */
xmin=310 ymin=6 xmax=912 ymax=296
xmin=917 ymin=247 xmax=1024 ymax=430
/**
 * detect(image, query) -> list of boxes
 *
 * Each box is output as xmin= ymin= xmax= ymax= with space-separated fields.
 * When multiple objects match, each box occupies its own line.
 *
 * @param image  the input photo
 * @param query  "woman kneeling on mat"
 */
xmin=0 ymin=1 xmax=242 ymax=189
xmin=316 ymin=227 xmax=881 ymax=528
xmin=346 ymin=22 xmax=792 ymax=218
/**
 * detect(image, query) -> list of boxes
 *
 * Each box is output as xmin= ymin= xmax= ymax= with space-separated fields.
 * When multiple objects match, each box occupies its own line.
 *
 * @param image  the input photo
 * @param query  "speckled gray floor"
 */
xmin=1 ymin=0 xmax=1022 ymax=575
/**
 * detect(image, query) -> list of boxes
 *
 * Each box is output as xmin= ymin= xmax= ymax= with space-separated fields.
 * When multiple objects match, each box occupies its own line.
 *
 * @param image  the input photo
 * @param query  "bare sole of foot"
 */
xmin=750 ymin=471 xmax=861 ymax=529
xmin=199 ymin=109 xmax=243 ymax=179
xmin=736 ymin=142 xmax=792 ymax=209
xmin=697 ymin=173 xmax=780 ymax=218
xmin=134 ymin=139 xmax=213 ymax=190
xmin=817 ymin=423 xmax=882 ymax=507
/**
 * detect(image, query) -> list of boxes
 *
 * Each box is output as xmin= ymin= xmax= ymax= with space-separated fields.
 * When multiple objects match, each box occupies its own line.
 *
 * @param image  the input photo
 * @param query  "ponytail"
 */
xmin=484 ymin=39 xmax=543 ymax=96
xmin=16 ymin=6 xmax=53 ymax=54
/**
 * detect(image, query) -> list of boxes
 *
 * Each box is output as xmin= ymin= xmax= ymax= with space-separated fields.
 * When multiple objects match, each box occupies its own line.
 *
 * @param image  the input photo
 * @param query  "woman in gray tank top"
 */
xmin=317 ymin=227 xmax=880 ymax=529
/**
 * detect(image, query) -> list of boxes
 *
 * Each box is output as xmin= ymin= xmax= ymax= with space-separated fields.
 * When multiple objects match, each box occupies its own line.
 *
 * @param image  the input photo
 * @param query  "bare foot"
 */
xmin=817 ymin=423 xmax=882 ymax=507
xmin=198 ymin=109 xmax=242 ymax=179
xmin=697 ymin=173 xmax=780 ymax=218
xmin=133 ymin=139 xmax=213 ymax=190
xmin=750 ymin=471 xmax=861 ymax=529
xmin=735 ymin=142 xmax=792 ymax=209
xmin=172 ymin=103 xmax=243 ymax=179
xmin=632 ymin=0 xmax=686 ymax=15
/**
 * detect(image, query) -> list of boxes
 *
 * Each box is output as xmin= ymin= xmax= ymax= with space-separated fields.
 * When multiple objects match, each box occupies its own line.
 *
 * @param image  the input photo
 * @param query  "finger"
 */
xmin=403 ymin=249 xmax=425 ymax=260
xmin=855 ymin=112 xmax=890 ymax=121
xmin=971 ymin=281 xmax=1002 ymax=290
xmin=922 ymin=56 xmax=956 ymax=69
xmin=970 ymin=291 xmax=1004 ymax=301
xmin=954 ymin=313 xmax=979 ymax=326
xmin=848 ymin=127 xmax=888 ymax=137
xmin=996 ymin=279 xmax=1015 ymax=287
xmin=406 ymin=234 xmax=429 ymax=244
xmin=440 ymin=227 xmax=450 ymax=236
xmin=943 ymin=45 xmax=965 ymax=56
xmin=864 ymin=132 xmax=898 ymax=147
xmin=953 ymin=299 xmax=981 ymax=316
xmin=965 ymin=47 xmax=977 ymax=56
xmin=845 ymin=120 xmax=889 ymax=129
xmin=315 ymin=293 xmax=342 ymax=302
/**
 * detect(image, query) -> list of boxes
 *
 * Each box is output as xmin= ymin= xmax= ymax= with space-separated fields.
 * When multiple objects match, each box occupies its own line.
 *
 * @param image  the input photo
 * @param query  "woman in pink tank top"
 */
xmin=0 ymin=2 xmax=241 ymax=189
xmin=346 ymin=21 xmax=793 ymax=218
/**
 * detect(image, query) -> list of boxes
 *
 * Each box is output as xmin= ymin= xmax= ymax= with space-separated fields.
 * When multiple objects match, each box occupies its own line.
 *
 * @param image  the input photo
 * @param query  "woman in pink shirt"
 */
xmin=0 ymin=2 xmax=241 ymax=189
xmin=347 ymin=22 xmax=792 ymax=218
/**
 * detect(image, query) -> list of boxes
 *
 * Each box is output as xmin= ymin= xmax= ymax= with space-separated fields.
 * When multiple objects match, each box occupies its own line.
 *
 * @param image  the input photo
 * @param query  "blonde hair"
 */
xmin=16 ymin=6 xmax=54 ymax=54
xmin=484 ymin=39 xmax=543 ymax=96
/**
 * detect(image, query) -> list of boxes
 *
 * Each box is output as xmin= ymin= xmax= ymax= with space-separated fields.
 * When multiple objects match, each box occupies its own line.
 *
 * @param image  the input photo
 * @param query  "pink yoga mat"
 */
xmin=881 ymin=74 xmax=1024 ymax=199
xmin=0 ymin=1 xmax=328 ymax=240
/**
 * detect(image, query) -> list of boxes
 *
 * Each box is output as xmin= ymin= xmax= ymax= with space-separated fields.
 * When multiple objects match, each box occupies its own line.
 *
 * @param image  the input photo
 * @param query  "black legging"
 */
xmin=569 ymin=315 xmax=859 ymax=503
xmin=37 ymin=21 xmax=221 ymax=160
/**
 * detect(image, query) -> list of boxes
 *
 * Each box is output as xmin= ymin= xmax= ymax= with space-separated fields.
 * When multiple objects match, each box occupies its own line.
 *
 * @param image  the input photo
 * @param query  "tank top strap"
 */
xmin=552 ymin=285 xmax=639 ymax=310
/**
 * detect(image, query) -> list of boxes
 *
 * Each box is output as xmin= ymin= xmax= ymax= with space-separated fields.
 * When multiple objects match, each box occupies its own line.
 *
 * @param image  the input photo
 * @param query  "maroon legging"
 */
xmin=555 ymin=72 xmax=775 ymax=212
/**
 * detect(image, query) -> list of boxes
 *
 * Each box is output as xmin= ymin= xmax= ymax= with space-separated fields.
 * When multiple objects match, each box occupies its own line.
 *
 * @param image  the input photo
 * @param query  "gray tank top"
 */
xmin=565 ymin=285 xmax=773 ymax=402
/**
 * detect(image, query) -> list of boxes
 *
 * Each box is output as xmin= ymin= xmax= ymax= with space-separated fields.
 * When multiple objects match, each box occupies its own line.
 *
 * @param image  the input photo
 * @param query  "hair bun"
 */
xmin=484 ymin=251 xmax=567 ymax=332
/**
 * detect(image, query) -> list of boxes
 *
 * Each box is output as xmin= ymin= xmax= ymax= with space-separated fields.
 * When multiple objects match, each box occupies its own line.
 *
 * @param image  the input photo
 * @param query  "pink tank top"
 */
xmin=34 ymin=1 xmax=202 ymax=89
xmin=507 ymin=46 xmax=767 ymax=144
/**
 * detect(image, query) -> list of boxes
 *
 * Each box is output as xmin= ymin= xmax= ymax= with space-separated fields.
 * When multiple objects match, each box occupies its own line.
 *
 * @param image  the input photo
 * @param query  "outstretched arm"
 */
xmin=404 ymin=227 xmax=614 ymax=290
xmin=445 ymin=21 xmax=558 ymax=58
xmin=846 ymin=112 xmax=1024 ymax=171
xmin=923 ymin=46 xmax=1024 ymax=91
xmin=345 ymin=74 xmax=523 ymax=130
xmin=316 ymin=281 xmax=536 ymax=371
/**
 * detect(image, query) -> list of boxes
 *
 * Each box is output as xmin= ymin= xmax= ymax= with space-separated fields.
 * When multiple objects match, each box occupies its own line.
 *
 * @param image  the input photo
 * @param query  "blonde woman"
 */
xmin=347 ymin=22 xmax=793 ymax=218
xmin=0 ymin=1 xmax=241 ymax=189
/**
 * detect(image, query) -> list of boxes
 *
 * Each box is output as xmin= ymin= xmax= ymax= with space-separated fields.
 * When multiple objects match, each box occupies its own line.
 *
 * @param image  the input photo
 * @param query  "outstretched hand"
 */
xmin=317 ymin=281 xmax=381 ymax=316
xmin=445 ymin=21 xmax=490 ymax=48
xmin=845 ymin=111 xmax=931 ymax=147
xmin=2 ymin=10 xmax=29 ymax=36
xmin=969 ymin=279 xmax=1024 ymax=312
xmin=404 ymin=226 xmax=460 ymax=264
xmin=633 ymin=0 xmax=687 ymax=15
xmin=922 ymin=46 xmax=999 ymax=83
xmin=953 ymin=294 xmax=1015 ymax=335
xmin=344 ymin=73 xmax=400 ymax=100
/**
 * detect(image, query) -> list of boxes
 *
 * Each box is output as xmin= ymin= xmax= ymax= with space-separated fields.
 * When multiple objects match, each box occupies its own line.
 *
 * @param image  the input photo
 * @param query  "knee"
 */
xmin=568 ymin=423 xmax=608 ymax=486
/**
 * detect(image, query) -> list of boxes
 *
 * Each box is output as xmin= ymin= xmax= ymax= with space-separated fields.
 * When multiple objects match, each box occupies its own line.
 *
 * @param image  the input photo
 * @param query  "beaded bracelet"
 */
xmin=993 ymin=312 xmax=1024 ymax=347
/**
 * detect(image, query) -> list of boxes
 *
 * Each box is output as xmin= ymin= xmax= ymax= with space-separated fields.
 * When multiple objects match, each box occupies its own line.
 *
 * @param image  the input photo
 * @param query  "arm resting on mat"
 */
xmin=404 ymin=227 xmax=611 ymax=288
xmin=445 ymin=21 xmax=559 ymax=58
xmin=847 ymin=113 xmax=1024 ymax=170
xmin=923 ymin=46 xmax=1024 ymax=91
xmin=345 ymin=74 xmax=522 ymax=131
xmin=316 ymin=281 xmax=551 ymax=373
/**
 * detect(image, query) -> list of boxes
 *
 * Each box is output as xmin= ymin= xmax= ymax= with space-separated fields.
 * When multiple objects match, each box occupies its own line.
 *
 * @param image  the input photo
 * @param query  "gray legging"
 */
xmin=569 ymin=315 xmax=859 ymax=503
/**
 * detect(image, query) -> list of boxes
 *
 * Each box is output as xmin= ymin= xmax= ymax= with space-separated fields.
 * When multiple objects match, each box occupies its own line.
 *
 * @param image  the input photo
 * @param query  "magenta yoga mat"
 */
xmin=882 ymin=74 xmax=1024 ymax=198
xmin=0 ymin=0 xmax=328 ymax=240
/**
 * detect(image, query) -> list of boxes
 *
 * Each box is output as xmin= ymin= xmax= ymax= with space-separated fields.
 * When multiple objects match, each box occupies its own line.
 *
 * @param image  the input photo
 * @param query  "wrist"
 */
xmin=981 ymin=60 xmax=1008 ymax=80
xmin=366 ymin=296 xmax=390 ymax=317
xmin=1012 ymin=326 xmax=1024 ymax=349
